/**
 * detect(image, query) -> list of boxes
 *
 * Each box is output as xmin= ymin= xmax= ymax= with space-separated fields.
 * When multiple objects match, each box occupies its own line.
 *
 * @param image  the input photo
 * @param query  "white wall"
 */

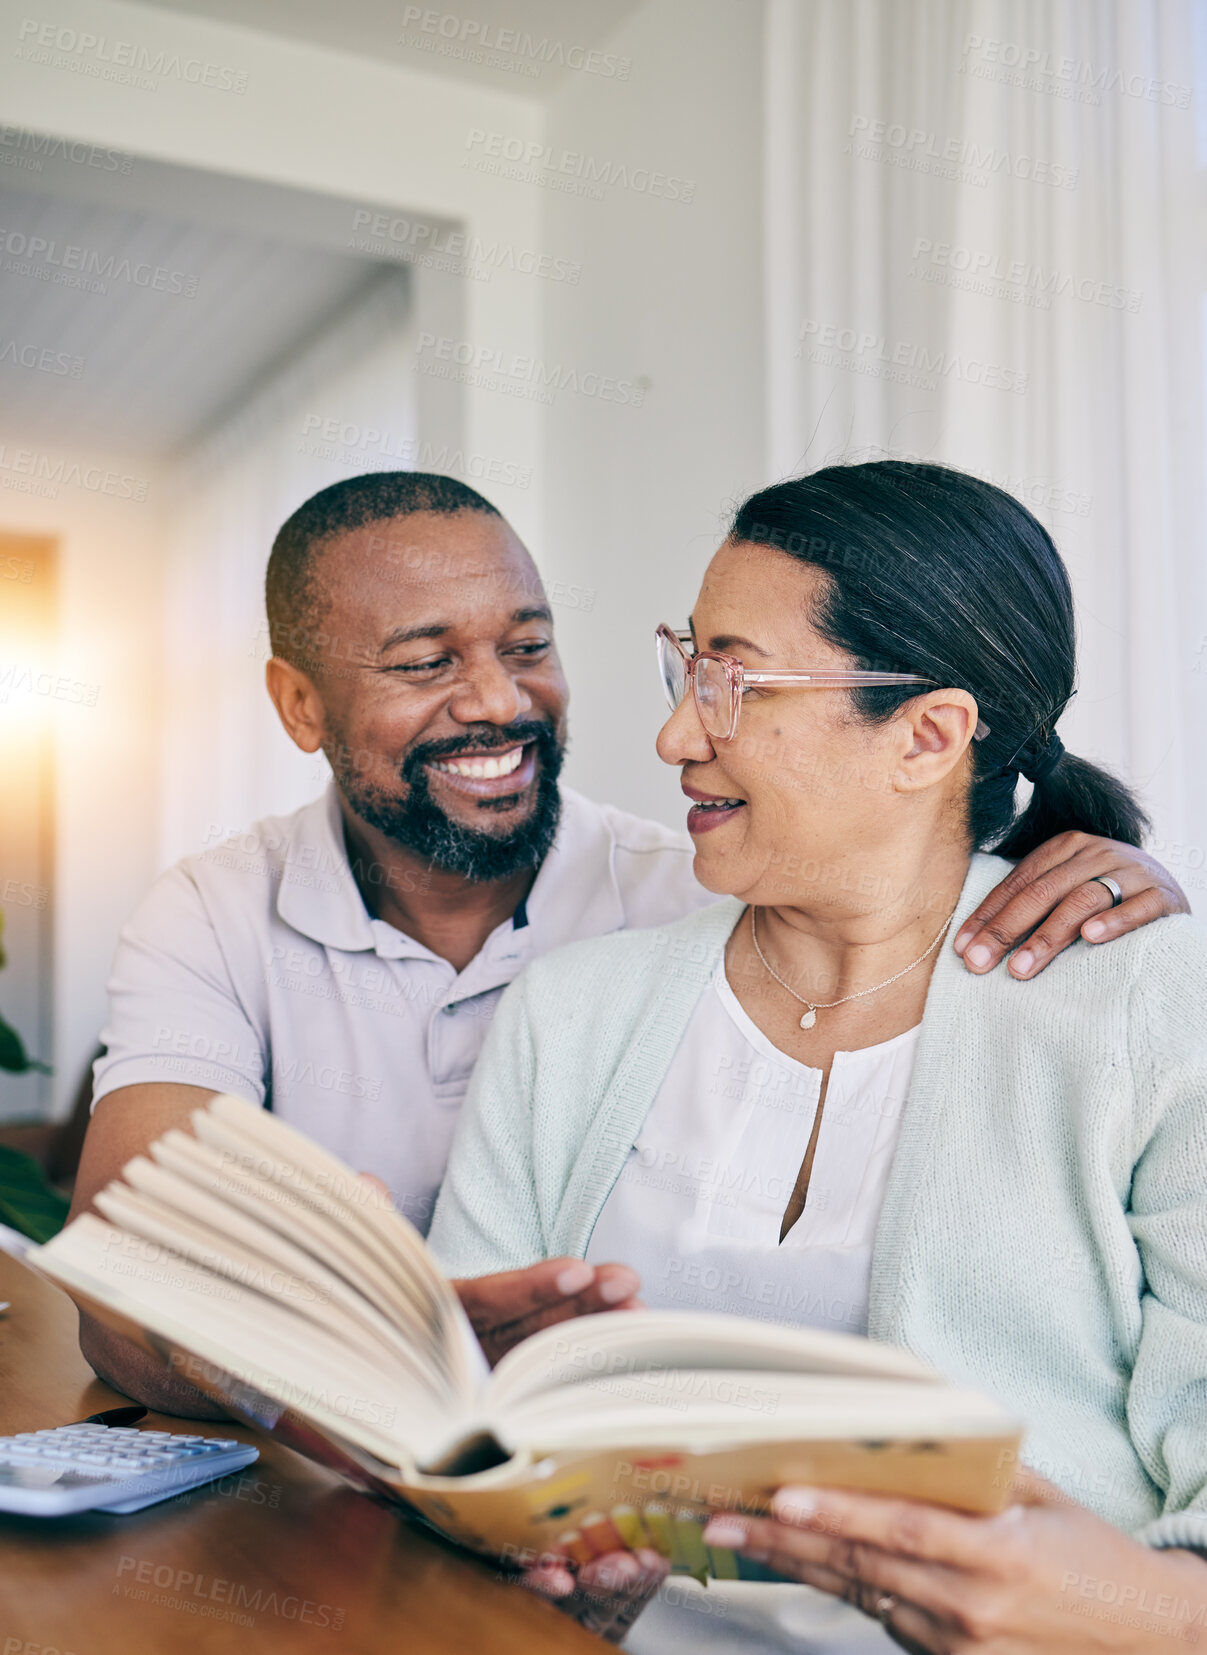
xmin=0 ymin=439 xmax=165 ymax=1118
xmin=159 ymin=275 xmax=419 ymax=868
xmin=0 ymin=0 xmax=548 ymax=544
xmin=540 ymin=0 xmax=768 ymax=827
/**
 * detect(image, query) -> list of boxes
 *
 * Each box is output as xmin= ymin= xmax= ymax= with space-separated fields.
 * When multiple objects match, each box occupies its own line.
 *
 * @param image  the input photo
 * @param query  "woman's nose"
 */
xmin=656 ymin=695 xmax=715 ymax=766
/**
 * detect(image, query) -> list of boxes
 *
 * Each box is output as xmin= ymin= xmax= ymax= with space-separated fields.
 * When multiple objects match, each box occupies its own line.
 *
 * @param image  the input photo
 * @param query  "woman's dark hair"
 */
xmin=730 ymin=461 xmax=1148 ymax=857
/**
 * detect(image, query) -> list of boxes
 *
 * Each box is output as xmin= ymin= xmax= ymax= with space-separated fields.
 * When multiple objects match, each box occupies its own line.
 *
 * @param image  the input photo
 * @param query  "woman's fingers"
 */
xmin=704 ymin=1484 xmax=1020 ymax=1627
xmin=952 ymin=832 xmax=1188 ymax=978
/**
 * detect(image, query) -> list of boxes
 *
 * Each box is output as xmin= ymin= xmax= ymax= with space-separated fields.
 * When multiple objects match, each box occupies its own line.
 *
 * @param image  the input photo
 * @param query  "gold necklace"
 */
xmin=749 ymin=902 xmax=960 ymax=1030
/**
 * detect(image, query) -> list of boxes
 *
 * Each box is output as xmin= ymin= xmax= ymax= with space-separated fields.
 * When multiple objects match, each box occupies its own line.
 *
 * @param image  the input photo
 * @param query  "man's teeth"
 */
xmin=431 ymin=746 xmax=525 ymax=780
xmin=696 ymin=798 xmax=744 ymax=810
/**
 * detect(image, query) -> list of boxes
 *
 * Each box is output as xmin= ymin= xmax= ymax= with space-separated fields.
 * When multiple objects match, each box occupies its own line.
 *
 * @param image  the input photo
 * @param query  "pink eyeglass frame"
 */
xmin=656 ymin=624 xmax=992 ymax=744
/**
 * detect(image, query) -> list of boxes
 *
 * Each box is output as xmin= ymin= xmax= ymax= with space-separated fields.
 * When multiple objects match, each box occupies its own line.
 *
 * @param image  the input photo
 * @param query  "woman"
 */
xmin=428 ymin=462 xmax=1207 ymax=1651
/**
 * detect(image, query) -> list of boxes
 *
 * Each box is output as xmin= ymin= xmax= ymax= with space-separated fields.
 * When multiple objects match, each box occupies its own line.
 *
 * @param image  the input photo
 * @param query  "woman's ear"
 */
xmin=896 ymin=691 xmax=979 ymax=791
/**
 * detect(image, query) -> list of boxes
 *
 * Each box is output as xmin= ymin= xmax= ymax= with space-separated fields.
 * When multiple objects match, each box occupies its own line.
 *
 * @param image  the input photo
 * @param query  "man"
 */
xmin=69 ymin=472 xmax=1187 ymax=1416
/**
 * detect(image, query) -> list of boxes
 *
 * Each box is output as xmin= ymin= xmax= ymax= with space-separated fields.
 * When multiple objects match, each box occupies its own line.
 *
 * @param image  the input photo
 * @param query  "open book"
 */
xmin=29 ymin=1095 xmax=1022 ymax=1578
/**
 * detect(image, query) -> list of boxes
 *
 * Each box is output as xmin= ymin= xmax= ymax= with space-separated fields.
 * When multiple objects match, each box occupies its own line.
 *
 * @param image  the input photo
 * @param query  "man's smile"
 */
xmin=430 ymin=744 xmax=525 ymax=780
xmin=425 ymin=742 xmax=537 ymax=801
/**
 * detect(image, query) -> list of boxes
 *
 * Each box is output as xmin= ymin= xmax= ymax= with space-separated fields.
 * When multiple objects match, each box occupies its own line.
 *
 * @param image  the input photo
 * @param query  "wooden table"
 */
xmin=0 ymin=1253 xmax=601 ymax=1653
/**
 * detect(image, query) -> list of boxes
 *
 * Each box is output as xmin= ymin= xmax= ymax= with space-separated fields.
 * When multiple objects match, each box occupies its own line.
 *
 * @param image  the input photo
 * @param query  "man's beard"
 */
xmin=333 ymin=719 xmax=564 ymax=883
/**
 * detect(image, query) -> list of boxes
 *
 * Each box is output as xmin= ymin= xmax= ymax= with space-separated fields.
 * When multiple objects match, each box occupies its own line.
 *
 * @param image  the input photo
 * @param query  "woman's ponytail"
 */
xmin=994 ymin=745 xmax=1150 ymax=860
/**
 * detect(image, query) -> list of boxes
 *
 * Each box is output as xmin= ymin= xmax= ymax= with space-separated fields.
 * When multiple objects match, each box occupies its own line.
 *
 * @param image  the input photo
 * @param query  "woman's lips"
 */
xmin=682 ymin=782 xmax=746 ymax=835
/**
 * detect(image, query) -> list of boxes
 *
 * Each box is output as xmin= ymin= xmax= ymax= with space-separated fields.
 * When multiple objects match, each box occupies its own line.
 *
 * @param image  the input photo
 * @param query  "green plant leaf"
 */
xmin=0 ymin=1011 xmax=51 ymax=1074
xmin=0 ymin=1146 xmax=70 ymax=1242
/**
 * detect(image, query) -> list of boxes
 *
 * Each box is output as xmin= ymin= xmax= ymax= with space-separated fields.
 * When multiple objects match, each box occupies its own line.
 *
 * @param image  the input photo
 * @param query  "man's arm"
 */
xmin=68 ymin=1082 xmax=232 ymax=1418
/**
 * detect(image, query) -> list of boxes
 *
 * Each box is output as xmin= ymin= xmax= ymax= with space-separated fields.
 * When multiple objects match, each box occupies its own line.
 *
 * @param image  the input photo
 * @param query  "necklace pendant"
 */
xmin=799 ymin=1008 xmax=817 ymax=1030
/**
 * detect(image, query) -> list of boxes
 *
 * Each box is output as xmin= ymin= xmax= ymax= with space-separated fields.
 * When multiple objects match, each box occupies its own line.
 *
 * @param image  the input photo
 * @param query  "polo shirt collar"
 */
xmin=275 ymin=783 xmax=626 ymax=967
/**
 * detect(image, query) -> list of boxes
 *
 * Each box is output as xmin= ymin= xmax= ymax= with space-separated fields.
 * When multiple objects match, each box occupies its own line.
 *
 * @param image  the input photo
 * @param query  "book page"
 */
xmin=495 ymin=1369 xmax=1013 ymax=1452
xmin=36 ymin=1214 xmax=452 ymax=1466
xmin=93 ymin=1178 xmax=452 ymax=1403
xmin=486 ymin=1309 xmax=939 ymax=1412
xmin=141 ymin=1127 xmax=465 ymax=1396
xmin=195 ymin=1096 xmax=483 ymax=1397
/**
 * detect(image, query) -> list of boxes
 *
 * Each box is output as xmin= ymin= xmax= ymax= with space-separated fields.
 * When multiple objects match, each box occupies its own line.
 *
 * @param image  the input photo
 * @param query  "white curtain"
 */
xmin=764 ymin=0 xmax=1205 ymax=884
xmin=158 ymin=270 xmax=416 ymax=869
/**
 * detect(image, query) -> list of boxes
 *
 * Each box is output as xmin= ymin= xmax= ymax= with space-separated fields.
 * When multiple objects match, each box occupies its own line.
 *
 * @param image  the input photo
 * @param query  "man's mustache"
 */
xmin=401 ymin=720 xmax=562 ymax=782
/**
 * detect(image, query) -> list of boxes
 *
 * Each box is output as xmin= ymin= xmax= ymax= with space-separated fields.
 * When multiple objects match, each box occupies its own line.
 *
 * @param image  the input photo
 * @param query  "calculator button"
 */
xmin=206 ymin=1440 xmax=240 ymax=1451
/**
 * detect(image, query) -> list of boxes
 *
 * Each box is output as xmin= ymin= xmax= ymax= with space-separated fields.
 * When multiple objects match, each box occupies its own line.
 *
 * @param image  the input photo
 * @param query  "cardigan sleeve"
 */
xmin=426 ymin=972 xmax=547 ymax=1278
xmin=1124 ymin=919 xmax=1207 ymax=1553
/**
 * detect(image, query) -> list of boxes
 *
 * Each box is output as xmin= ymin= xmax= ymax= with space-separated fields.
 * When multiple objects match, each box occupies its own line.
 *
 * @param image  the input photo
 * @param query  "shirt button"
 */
xmin=442 ymin=1003 xmax=456 ymax=1015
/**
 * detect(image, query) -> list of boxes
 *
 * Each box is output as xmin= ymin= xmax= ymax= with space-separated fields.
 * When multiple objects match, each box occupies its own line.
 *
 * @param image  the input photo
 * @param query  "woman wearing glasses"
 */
xmin=429 ymin=462 xmax=1207 ymax=1652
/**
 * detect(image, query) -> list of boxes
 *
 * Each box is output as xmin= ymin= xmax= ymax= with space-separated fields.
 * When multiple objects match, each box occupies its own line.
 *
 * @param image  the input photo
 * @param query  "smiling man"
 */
xmin=68 ymin=471 xmax=1187 ymax=1415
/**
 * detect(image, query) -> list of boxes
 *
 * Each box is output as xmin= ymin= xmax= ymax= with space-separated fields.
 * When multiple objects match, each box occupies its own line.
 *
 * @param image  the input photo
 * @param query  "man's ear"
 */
xmin=265 ymin=657 xmax=325 ymax=754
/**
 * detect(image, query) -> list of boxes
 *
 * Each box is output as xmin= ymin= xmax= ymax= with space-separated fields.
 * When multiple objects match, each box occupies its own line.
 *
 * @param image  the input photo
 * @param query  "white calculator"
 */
xmin=0 ymin=1422 xmax=260 ymax=1515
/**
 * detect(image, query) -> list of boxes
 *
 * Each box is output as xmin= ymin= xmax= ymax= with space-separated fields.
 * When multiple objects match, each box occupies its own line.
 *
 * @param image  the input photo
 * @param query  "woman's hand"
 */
xmin=521 ymin=1546 xmax=669 ymax=1643
xmin=954 ymin=832 xmax=1190 ymax=980
xmin=702 ymin=1470 xmax=1207 ymax=1652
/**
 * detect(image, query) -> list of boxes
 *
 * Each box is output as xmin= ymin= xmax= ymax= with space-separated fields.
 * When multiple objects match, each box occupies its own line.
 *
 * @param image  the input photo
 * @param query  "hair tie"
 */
xmin=1022 ymin=733 xmax=1065 ymax=784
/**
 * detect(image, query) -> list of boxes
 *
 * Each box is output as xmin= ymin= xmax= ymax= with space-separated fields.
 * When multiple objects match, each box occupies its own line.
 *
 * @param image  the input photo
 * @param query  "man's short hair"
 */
xmin=266 ymin=472 xmax=501 ymax=665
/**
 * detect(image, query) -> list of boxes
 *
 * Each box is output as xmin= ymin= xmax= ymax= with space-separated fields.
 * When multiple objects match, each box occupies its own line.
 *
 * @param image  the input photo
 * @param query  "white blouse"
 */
xmin=585 ymin=958 xmax=921 ymax=1654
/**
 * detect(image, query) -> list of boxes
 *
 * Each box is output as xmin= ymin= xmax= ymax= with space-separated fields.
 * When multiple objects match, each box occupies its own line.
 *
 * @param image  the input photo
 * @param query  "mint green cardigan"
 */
xmin=429 ymin=853 xmax=1207 ymax=1552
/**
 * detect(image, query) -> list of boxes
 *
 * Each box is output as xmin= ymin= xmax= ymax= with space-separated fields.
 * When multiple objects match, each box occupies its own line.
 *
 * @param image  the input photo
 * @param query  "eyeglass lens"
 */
xmin=657 ymin=631 xmax=687 ymax=712
xmin=693 ymin=656 xmax=732 ymax=738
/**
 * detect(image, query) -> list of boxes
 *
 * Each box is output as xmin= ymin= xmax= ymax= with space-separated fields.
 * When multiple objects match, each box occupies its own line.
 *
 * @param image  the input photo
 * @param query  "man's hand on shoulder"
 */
xmin=955 ymin=832 xmax=1190 ymax=980
xmin=453 ymin=1259 xmax=642 ymax=1367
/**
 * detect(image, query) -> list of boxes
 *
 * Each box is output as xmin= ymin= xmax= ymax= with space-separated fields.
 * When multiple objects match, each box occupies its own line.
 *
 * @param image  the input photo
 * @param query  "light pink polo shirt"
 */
xmin=93 ymin=785 xmax=707 ymax=1234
